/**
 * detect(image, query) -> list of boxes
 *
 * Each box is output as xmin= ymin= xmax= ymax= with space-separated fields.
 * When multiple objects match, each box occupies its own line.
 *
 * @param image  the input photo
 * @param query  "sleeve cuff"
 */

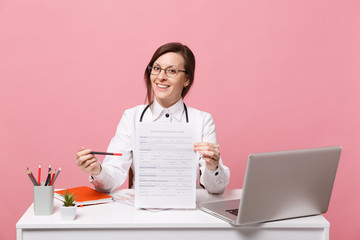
xmin=90 ymin=164 xmax=105 ymax=181
xmin=205 ymin=166 xmax=219 ymax=176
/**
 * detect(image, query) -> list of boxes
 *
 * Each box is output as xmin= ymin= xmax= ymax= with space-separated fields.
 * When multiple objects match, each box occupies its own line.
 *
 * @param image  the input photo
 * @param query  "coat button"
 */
xmin=165 ymin=113 xmax=170 ymax=118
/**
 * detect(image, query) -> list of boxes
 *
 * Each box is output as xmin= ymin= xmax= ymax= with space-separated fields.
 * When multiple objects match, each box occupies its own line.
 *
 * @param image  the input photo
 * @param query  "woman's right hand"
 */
xmin=76 ymin=147 xmax=102 ymax=176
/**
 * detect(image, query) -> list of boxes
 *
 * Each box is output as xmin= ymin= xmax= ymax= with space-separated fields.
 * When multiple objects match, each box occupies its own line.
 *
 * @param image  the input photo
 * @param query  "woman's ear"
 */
xmin=184 ymin=76 xmax=190 ymax=88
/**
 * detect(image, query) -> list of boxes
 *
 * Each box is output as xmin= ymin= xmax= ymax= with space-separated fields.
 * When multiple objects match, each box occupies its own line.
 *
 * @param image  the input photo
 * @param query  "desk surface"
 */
xmin=17 ymin=189 xmax=329 ymax=229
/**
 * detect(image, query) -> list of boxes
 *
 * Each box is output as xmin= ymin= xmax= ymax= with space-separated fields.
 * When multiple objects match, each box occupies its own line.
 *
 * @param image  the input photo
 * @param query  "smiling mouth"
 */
xmin=156 ymin=83 xmax=170 ymax=89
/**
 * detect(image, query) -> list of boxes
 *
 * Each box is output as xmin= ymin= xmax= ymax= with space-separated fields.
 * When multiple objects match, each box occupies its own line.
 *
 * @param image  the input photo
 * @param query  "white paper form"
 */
xmin=135 ymin=122 xmax=196 ymax=209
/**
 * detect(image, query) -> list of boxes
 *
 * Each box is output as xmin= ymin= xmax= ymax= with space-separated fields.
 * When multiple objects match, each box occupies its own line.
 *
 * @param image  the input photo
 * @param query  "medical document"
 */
xmin=135 ymin=122 xmax=196 ymax=209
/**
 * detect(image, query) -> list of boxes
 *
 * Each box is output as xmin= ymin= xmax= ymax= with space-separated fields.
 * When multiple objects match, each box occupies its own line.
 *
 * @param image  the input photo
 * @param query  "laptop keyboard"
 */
xmin=226 ymin=208 xmax=239 ymax=216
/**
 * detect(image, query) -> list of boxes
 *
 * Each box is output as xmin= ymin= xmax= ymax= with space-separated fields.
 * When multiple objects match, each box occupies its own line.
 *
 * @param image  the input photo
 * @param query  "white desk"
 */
xmin=16 ymin=189 xmax=329 ymax=240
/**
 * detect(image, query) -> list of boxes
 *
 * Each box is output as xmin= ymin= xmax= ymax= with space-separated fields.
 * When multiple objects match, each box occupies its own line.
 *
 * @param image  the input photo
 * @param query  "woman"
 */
xmin=76 ymin=42 xmax=230 ymax=194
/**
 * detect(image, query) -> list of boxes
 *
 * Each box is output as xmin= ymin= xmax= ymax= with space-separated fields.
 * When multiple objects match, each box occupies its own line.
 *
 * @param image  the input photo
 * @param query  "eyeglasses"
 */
xmin=148 ymin=65 xmax=187 ymax=78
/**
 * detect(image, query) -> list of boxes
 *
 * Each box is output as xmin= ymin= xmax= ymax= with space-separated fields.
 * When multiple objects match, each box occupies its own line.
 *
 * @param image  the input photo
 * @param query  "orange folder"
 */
xmin=55 ymin=186 xmax=114 ymax=206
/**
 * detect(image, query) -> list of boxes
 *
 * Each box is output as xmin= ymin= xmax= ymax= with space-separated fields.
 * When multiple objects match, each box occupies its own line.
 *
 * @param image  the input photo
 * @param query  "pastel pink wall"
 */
xmin=1 ymin=0 xmax=359 ymax=239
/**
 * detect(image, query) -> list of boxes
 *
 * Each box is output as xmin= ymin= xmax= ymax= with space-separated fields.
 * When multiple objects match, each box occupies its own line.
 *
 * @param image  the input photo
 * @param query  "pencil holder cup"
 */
xmin=33 ymin=182 xmax=54 ymax=215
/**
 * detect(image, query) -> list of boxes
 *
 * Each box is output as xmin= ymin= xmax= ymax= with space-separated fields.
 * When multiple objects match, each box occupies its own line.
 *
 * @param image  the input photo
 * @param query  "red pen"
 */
xmin=90 ymin=151 xmax=122 ymax=156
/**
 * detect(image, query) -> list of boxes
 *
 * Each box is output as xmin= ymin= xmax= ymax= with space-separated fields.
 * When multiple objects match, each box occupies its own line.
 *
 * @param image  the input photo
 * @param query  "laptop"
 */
xmin=198 ymin=146 xmax=342 ymax=225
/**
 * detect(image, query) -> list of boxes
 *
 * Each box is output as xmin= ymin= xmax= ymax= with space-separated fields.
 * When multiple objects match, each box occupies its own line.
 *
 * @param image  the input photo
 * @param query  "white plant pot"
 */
xmin=60 ymin=205 xmax=77 ymax=221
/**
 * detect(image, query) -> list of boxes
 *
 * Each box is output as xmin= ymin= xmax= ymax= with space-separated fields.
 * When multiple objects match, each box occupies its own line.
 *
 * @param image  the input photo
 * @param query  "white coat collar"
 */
xmin=151 ymin=98 xmax=185 ymax=122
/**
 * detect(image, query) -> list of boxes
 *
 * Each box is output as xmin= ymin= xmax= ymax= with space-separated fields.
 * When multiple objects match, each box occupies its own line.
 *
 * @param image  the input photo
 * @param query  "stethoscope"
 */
xmin=139 ymin=103 xmax=189 ymax=123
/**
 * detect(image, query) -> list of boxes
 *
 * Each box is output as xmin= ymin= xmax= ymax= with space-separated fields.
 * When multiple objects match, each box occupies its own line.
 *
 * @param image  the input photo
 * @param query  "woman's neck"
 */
xmin=155 ymin=97 xmax=181 ymax=109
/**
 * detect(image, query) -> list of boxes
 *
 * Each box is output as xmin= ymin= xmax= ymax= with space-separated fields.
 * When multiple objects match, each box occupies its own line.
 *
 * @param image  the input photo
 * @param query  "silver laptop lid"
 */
xmin=237 ymin=146 xmax=341 ymax=224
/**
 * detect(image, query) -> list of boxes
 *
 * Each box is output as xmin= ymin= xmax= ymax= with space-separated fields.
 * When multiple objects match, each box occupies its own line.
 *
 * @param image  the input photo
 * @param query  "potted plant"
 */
xmin=60 ymin=190 xmax=77 ymax=220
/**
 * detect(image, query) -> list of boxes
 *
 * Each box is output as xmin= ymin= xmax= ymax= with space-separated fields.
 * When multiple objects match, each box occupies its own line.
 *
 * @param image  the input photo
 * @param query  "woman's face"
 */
xmin=150 ymin=52 xmax=189 ymax=108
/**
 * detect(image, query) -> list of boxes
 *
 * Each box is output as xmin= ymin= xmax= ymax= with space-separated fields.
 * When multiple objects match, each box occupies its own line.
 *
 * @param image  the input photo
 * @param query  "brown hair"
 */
xmin=144 ymin=42 xmax=196 ymax=104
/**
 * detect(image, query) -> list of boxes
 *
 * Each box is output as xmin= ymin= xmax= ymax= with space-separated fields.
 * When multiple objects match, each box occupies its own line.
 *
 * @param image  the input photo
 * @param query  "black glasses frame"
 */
xmin=147 ymin=65 xmax=187 ymax=77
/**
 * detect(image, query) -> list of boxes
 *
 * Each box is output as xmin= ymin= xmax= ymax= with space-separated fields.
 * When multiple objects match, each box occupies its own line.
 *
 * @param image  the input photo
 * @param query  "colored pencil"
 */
xmin=38 ymin=164 xmax=41 ymax=186
xmin=52 ymin=167 xmax=61 ymax=185
xmin=26 ymin=168 xmax=38 ymax=186
xmin=50 ymin=170 xmax=56 ymax=186
xmin=45 ymin=170 xmax=51 ymax=186
xmin=90 ymin=151 xmax=122 ymax=156
xmin=29 ymin=168 xmax=39 ymax=186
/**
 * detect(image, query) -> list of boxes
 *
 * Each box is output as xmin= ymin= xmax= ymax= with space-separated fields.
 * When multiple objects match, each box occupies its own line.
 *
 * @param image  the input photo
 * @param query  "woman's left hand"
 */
xmin=193 ymin=142 xmax=220 ymax=171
